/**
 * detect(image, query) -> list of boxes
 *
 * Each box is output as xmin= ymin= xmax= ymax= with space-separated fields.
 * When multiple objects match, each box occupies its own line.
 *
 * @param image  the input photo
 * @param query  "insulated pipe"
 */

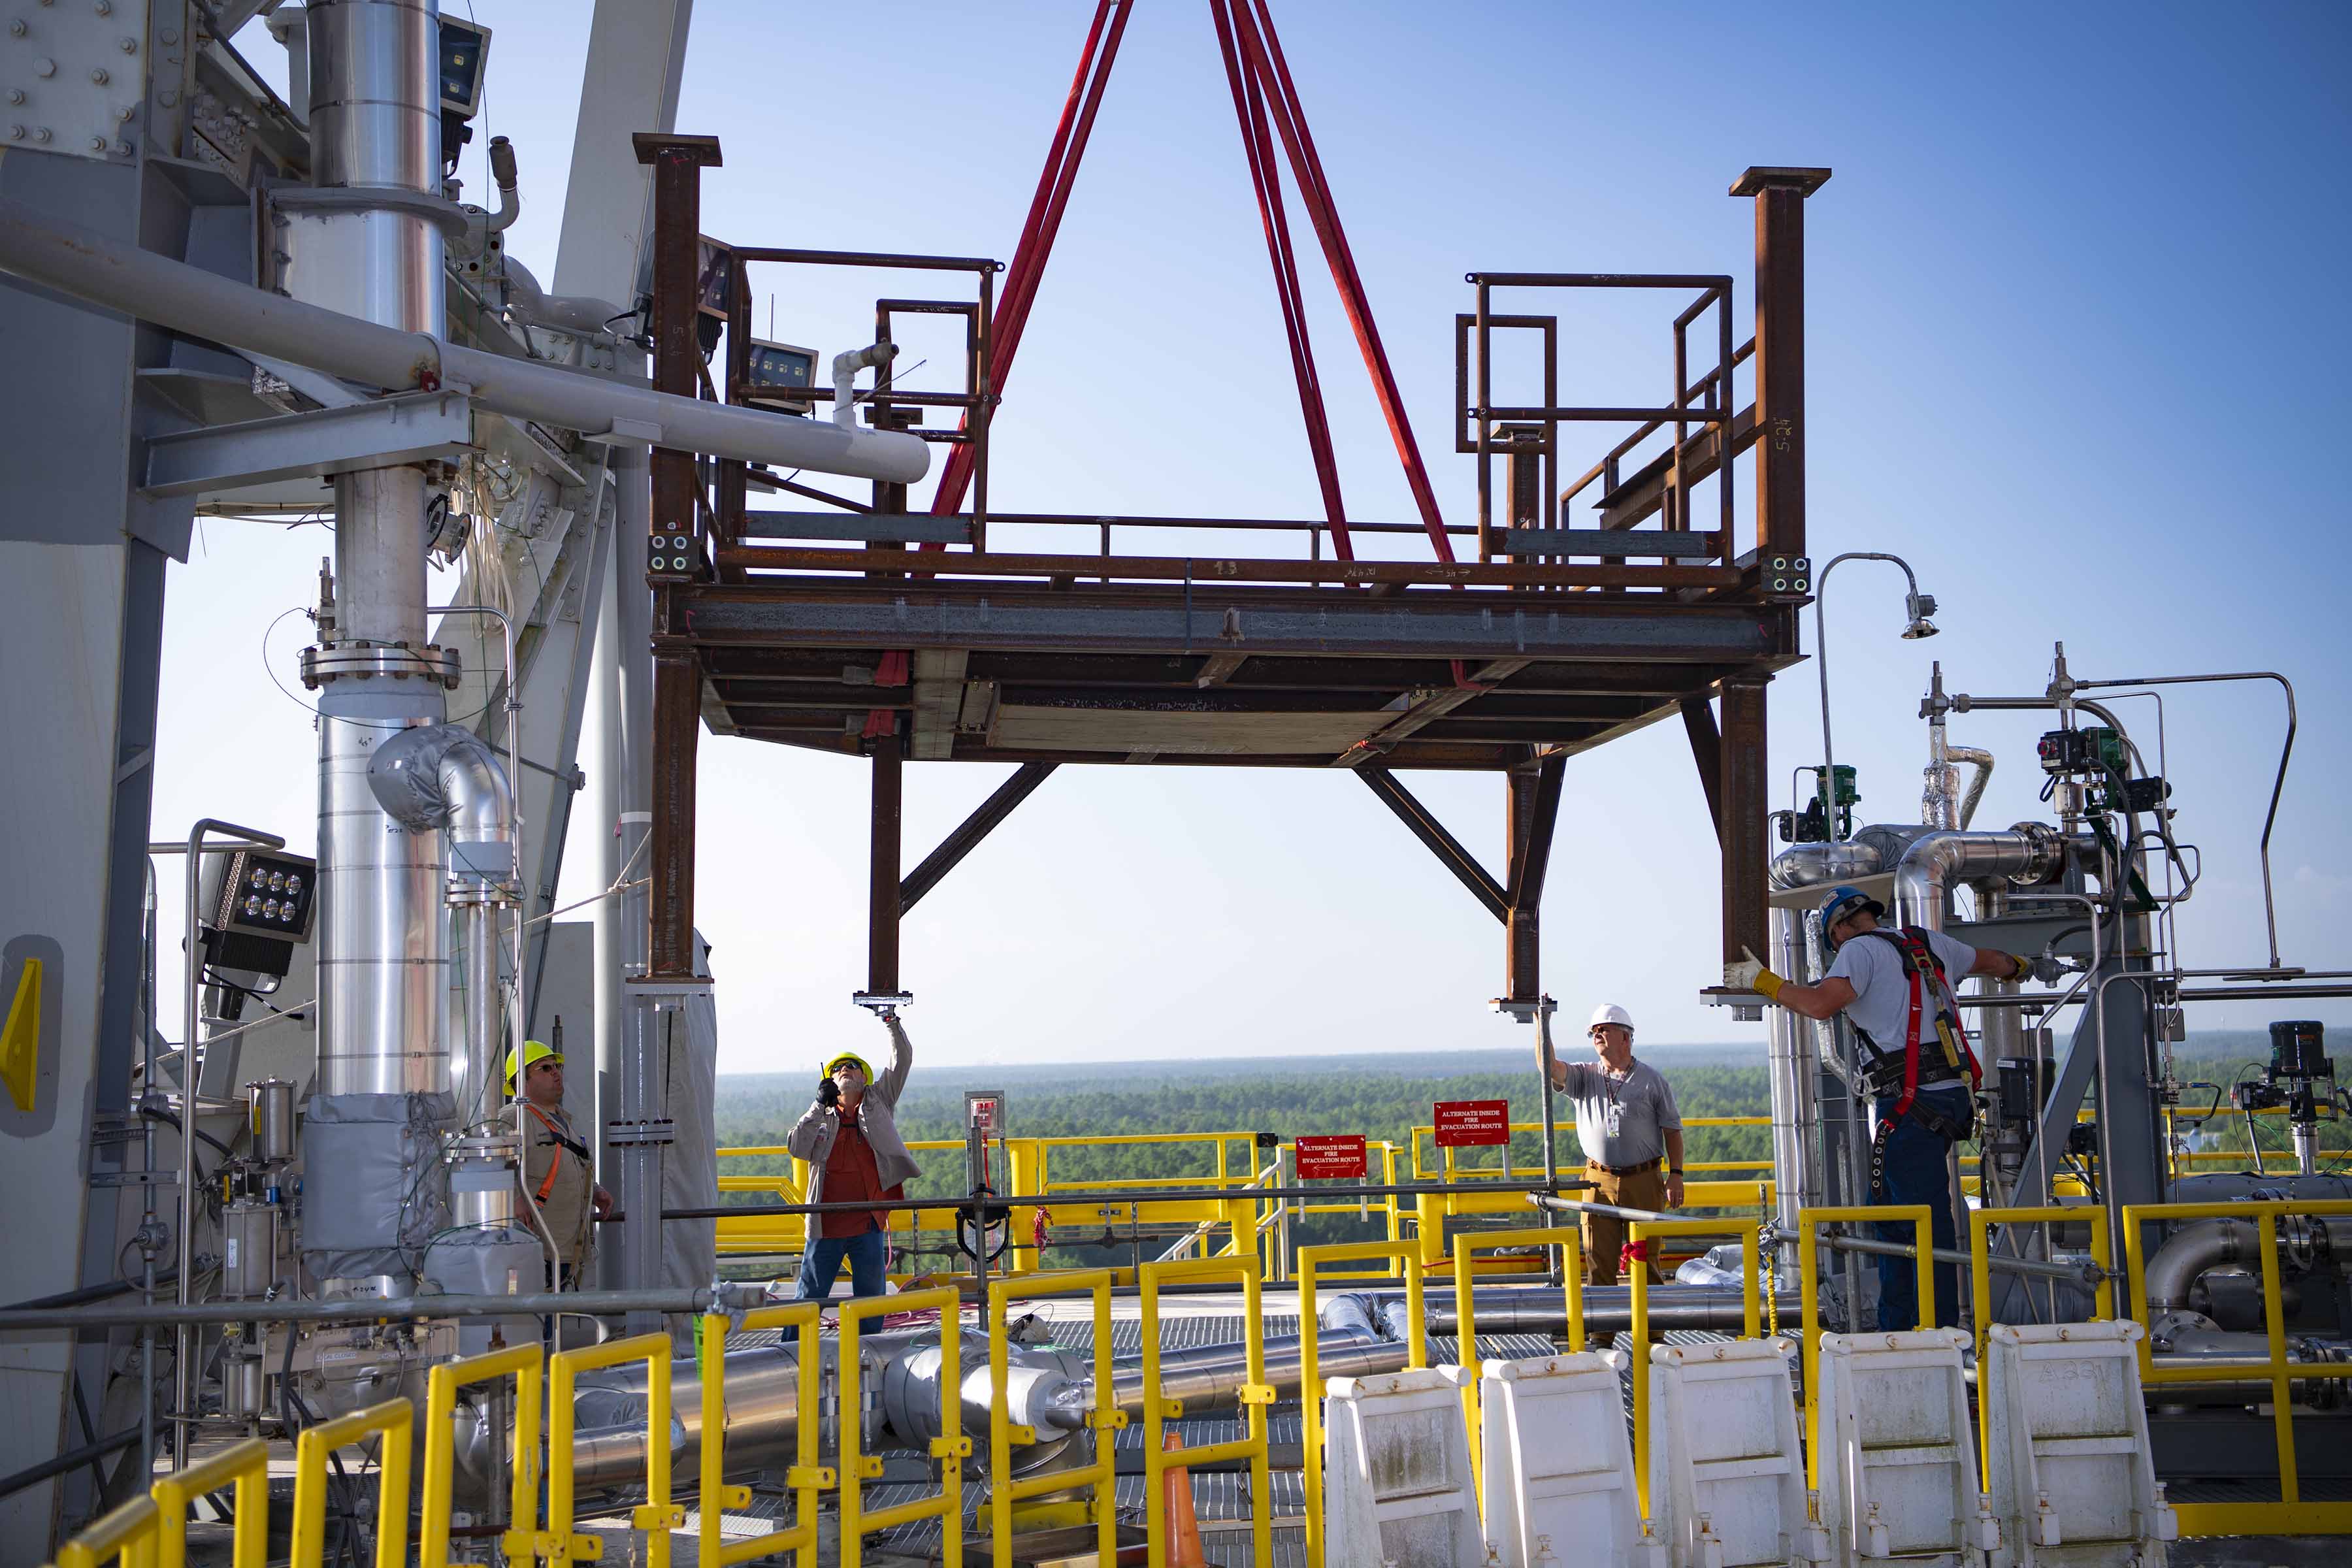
xmin=1769 ymin=840 xmax=1880 ymax=892
xmin=1328 ymin=1283 xmax=1793 ymax=1340
xmin=1948 ymin=746 xmax=1994 ymax=830
xmin=0 ymin=199 xmax=933 ymax=485
xmin=1889 ymin=829 xmax=2061 ymax=932
xmin=832 ymin=342 xmax=896 ymax=430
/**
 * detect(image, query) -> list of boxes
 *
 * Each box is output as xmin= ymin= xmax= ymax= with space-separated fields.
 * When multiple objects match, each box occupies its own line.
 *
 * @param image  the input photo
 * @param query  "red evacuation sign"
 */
xmin=1434 ymin=1099 xmax=1511 ymax=1148
xmin=1294 ymin=1134 xmax=1367 ymax=1181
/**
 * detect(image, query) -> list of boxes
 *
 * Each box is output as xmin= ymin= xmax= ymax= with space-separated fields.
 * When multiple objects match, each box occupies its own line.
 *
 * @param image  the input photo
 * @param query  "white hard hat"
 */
xmin=1589 ymin=1003 xmax=1635 ymax=1032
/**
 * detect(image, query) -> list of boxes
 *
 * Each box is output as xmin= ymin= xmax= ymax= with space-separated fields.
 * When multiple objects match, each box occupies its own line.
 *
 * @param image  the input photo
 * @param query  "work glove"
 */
xmin=817 ymin=1077 xmax=840 ymax=1109
xmin=2006 ymin=951 xmax=2063 ymax=985
xmin=1724 ymin=946 xmax=1786 ymax=1002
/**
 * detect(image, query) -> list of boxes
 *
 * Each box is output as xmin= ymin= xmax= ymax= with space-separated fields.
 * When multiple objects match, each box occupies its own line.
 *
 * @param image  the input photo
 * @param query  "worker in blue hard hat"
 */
xmin=786 ymin=1009 xmax=919 ymax=1301
xmin=1727 ymin=885 xmax=2051 ymax=1330
xmin=507 ymin=1039 xmax=613 ymax=1284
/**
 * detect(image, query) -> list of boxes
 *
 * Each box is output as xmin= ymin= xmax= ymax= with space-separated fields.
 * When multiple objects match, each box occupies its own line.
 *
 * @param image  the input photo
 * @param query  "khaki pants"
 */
xmin=1582 ymin=1160 xmax=1667 ymax=1287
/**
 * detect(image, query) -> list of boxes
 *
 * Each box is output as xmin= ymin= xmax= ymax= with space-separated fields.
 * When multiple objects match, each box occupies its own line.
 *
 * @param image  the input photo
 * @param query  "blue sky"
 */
xmin=159 ymin=2 xmax=2351 ymax=1070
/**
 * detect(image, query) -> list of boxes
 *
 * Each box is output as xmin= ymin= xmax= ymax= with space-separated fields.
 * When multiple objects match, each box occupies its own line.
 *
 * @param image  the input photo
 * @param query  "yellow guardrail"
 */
xmin=549 ymin=1333 xmax=679 ymax=1567
xmin=837 ymin=1286 xmax=967 ymax=1565
xmin=151 ymin=1437 xmax=269 ymax=1568
xmin=292 ymin=1397 xmax=413 ymax=1568
xmin=986 ymin=1269 xmax=1125 ymax=1560
xmin=1795 ymin=1205 xmax=1932 ymax=1492
xmin=1140 ymin=1256 xmax=1272 ymax=1568
xmin=2121 ymin=1199 xmax=2352 ymax=1537
xmin=1627 ymin=1218 xmax=1761 ymax=1514
xmin=1297 ymin=1242 xmax=1429 ymax=1568
xmin=52 ymin=1494 xmax=161 ymax=1568
xmin=421 ymin=1344 xmax=543 ymax=1568
xmin=1965 ymin=1205 xmax=2112 ymax=1477
xmin=1448 ymin=1226 xmax=1585 ymax=1495
xmin=698 ymin=1302 xmax=833 ymax=1567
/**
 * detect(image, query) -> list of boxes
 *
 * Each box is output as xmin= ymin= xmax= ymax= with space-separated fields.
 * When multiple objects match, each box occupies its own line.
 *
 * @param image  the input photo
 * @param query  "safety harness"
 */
xmin=1852 ymin=926 xmax=1982 ymax=1194
xmin=524 ymin=1100 xmax=592 ymax=1202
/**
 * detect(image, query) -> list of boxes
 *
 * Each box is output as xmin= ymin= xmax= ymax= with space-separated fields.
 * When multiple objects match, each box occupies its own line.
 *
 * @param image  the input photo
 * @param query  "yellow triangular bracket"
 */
xmin=2 ymin=958 xmax=40 ymax=1113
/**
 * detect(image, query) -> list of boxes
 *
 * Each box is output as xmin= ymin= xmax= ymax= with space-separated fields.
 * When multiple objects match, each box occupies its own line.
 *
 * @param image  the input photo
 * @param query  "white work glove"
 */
xmin=1723 ymin=946 xmax=1786 ymax=1000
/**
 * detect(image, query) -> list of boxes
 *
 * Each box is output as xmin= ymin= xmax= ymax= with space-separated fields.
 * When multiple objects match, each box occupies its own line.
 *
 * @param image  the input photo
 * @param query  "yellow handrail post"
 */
xmin=1626 ymin=1218 xmax=1761 ymax=1514
xmin=838 ymin=1286 xmax=966 ymax=1567
xmin=696 ymin=1303 xmax=832 ymax=1567
xmin=54 ymin=1495 xmax=163 ymax=1568
xmin=1446 ymin=1226 xmax=1585 ymax=1505
xmin=1795 ymin=1205 xmax=1931 ymax=1492
xmin=1141 ymin=1256 xmax=1271 ymax=1568
xmin=2118 ymin=1199 xmax=2352 ymax=1537
xmin=1005 ymin=1138 xmax=1043 ymax=1273
xmin=987 ymin=1269 xmax=1124 ymax=1563
xmin=1965 ymin=1205 xmax=2112 ymax=1475
xmin=420 ymin=1345 xmax=544 ymax=1568
xmin=1298 ymin=1242 xmax=1428 ymax=1568
xmin=148 ymin=1438 xmax=270 ymax=1568
xmin=291 ymin=1398 xmax=414 ymax=1568
xmin=549 ymin=1333 xmax=678 ymax=1567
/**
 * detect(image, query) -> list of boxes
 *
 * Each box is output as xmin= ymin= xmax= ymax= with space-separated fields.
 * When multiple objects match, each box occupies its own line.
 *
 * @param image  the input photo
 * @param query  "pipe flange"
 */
xmin=301 ymin=641 xmax=463 ymax=689
xmin=2003 ymin=821 xmax=2067 ymax=887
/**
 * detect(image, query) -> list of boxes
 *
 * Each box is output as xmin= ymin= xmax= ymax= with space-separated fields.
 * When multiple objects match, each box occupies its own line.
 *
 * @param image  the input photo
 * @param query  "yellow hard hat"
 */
xmin=506 ymin=1039 xmax=561 ymax=1090
xmin=823 ymin=1051 xmax=873 ymax=1085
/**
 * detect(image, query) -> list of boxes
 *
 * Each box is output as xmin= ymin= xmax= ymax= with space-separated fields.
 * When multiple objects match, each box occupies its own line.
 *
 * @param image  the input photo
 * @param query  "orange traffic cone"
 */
xmin=1161 ymin=1430 xmax=1207 ymax=1568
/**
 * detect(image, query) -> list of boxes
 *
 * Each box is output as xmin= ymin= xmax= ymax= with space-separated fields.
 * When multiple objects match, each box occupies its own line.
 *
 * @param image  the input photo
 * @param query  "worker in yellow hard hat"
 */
xmin=505 ymin=1039 xmax=613 ymax=1284
xmin=787 ymin=1011 xmax=919 ymax=1301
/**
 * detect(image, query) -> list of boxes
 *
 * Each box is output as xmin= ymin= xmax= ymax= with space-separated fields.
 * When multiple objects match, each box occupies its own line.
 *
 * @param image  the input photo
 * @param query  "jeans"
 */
xmin=798 ymin=1228 xmax=888 ymax=1301
xmin=1872 ymin=1084 xmax=1970 ymax=1331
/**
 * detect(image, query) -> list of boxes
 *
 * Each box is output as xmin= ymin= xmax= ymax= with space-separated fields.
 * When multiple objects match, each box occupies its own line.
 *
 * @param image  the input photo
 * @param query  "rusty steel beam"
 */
xmin=683 ymin=586 xmax=1795 ymax=663
xmin=636 ymin=133 xmax=723 ymax=981
xmin=1358 ymin=769 xmax=1508 ymax=923
xmin=715 ymin=542 xmax=1739 ymax=592
xmin=869 ymin=729 xmax=903 ymax=994
xmin=899 ymin=761 xmax=1059 ymax=913
xmin=1594 ymin=408 xmax=1757 ymax=533
xmin=1679 ymin=693 xmax=1725 ymax=840
xmin=1731 ymin=167 xmax=1829 ymax=560
xmin=1335 ymin=657 xmax=1530 ymax=767
xmin=1717 ymin=675 xmax=1771 ymax=964
xmin=1504 ymin=751 xmax=1565 ymax=1001
xmin=647 ymin=629 xmax=702 ymax=978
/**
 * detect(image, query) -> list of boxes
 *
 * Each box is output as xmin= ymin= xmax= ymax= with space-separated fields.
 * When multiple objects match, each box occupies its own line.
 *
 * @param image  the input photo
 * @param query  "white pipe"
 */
xmin=0 ymin=198 xmax=932 ymax=485
xmin=1889 ymin=829 xmax=2059 ymax=932
xmin=832 ymin=340 xmax=896 ymax=430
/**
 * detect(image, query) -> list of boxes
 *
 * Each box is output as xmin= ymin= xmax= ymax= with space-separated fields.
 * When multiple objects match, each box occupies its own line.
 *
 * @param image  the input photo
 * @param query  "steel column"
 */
xmin=869 ymin=732 xmax=903 ymax=995
xmin=1730 ymin=167 xmax=1829 ymax=561
xmin=1718 ymin=676 xmax=1770 ymax=964
xmin=1505 ymin=753 xmax=1563 ymax=1000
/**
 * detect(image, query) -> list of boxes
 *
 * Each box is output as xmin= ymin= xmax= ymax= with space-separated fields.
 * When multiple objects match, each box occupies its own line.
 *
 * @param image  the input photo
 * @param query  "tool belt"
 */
xmin=1587 ymin=1156 xmax=1662 ymax=1177
xmin=1860 ymin=1049 xmax=1966 ymax=1101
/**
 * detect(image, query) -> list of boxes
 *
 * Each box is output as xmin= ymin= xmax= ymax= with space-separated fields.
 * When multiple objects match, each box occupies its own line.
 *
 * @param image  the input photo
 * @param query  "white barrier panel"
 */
xmin=1324 ymin=1366 xmax=1487 ymax=1567
xmin=1646 ymin=1337 xmax=1823 ymax=1568
xmin=1478 ymin=1351 xmax=1663 ymax=1568
xmin=1984 ymin=1322 xmax=2176 ymax=1568
xmin=1816 ymin=1328 xmax=1999 ymax=1568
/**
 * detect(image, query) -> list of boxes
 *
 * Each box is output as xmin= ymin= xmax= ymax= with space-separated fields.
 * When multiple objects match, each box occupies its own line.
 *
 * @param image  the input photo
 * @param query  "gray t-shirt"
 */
xmin=1556 ymin=1058 xmax=1681 ymax=1168
xmin=1825 ymin=926 xmax=1979 ymax=1053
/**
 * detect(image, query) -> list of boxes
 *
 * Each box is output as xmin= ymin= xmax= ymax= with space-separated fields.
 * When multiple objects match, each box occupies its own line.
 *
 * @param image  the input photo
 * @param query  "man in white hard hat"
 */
xmin=1550 ymin=1003 xmax=1684 ymax=1285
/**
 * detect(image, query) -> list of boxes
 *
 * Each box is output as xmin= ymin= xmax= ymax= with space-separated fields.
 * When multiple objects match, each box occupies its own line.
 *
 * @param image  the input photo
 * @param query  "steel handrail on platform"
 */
xmin=837 ymin=1286 xmax=967 ymax=1565
xmin=1447 ymin=1226 xmax=1587 ymax=1495
xmin=549 ymin=1334 xmax=678 ymax=1568
xmin=291 ymin=1399 xmax=412 ymax=1568
xmin=1966 ymin=1204 xmax=2114 ymax=1477
xmin=2121 ymin=1199 xmax=2352 ymax=1538
xmin=422 ymin=1346 xmax=543 ymax=1568
xmin=697 ymin=1302 xmax=831 ymax=1568
xmin=1296 ymin=1242 xmax=1430 ymax=1568
xmin=985 ymin=1269 xmax=1124 ymax=1563
xmin=1138 ymin=1256 xmax=1272 ymax=1568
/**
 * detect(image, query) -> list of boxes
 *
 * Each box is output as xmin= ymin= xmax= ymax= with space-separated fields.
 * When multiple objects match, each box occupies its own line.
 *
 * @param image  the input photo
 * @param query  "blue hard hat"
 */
xmin=1819 ymin=884 xmax=1886 ymax=936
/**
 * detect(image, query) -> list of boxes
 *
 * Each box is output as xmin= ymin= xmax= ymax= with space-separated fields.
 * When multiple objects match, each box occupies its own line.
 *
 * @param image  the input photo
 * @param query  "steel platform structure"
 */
xmin=632 ymin=139 xmax=1828 ymax=1007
